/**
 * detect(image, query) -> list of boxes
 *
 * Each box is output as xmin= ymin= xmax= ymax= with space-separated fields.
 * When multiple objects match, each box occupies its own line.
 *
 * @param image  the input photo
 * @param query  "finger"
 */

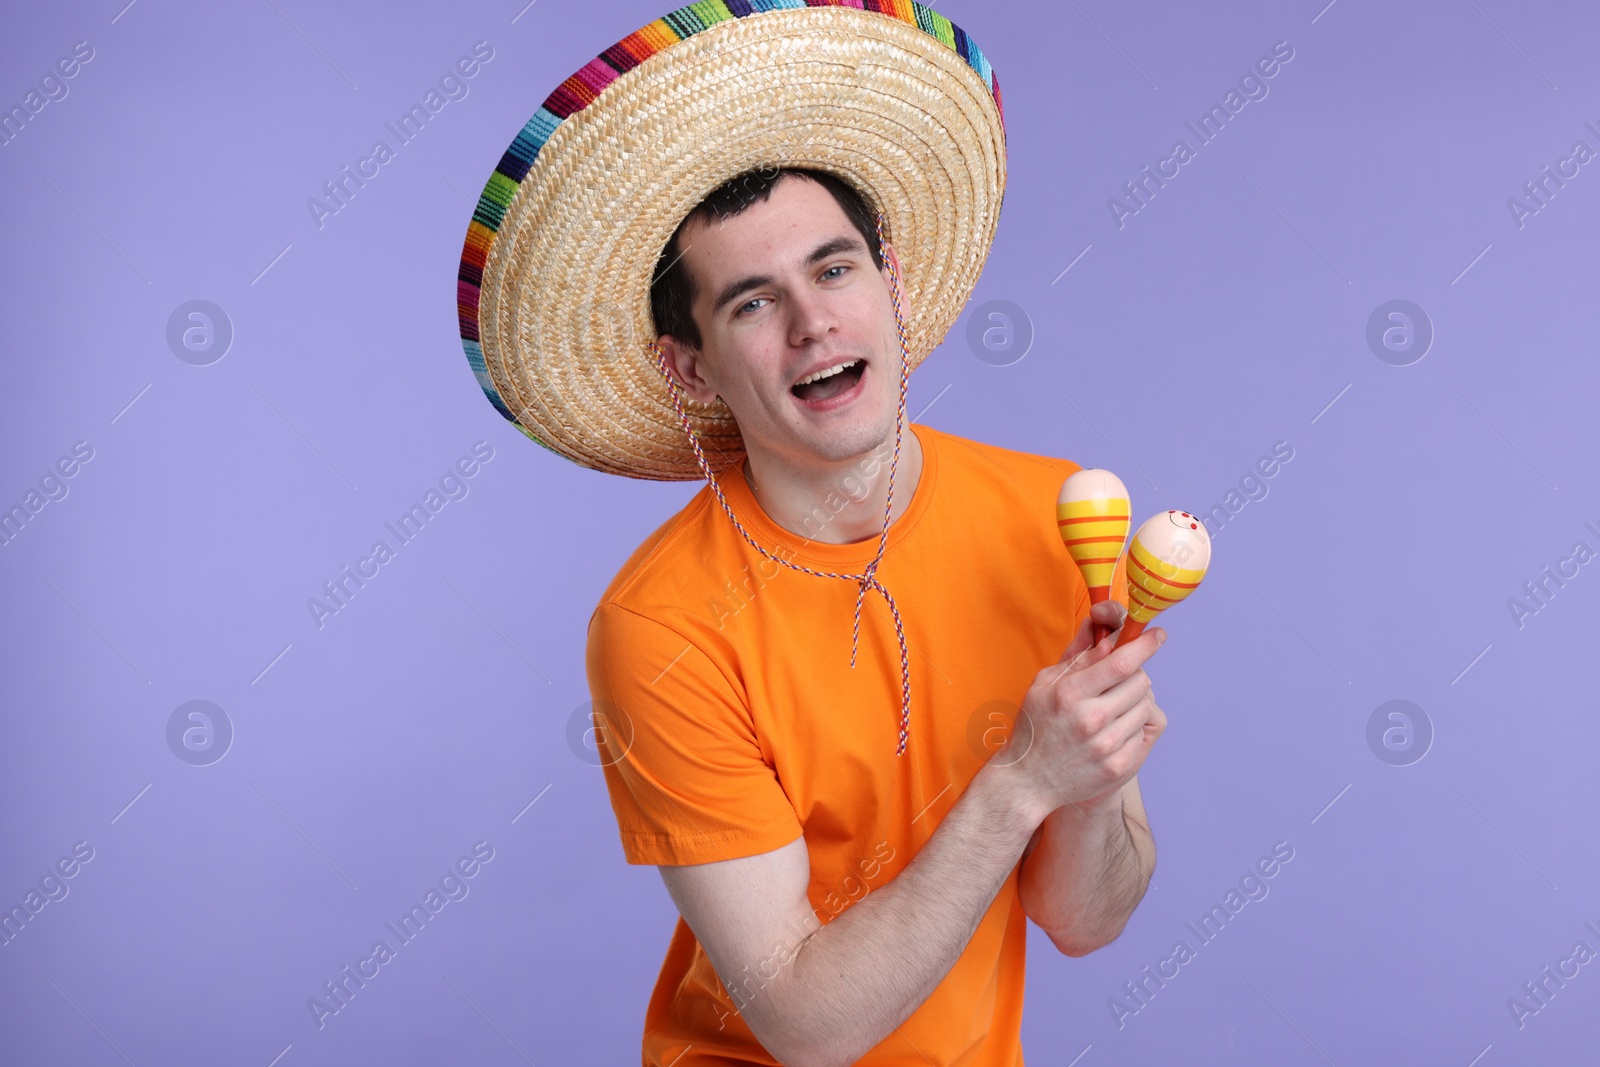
xmin=1090 ymin=665 xmax=1157 ymax=733
xmin=1091 ymin=600 xmax=1126 ymax=628
xmin=1073 ymin=625 xmax=1123 ymax=671
xmin=1089 ymin=691 xmax=1157 ymax=768
xmin=1044 ymin=625 xmax=1115 ymax=685
xmin=1109 ymin=721 xmax=1157 ymax=780
xmin=1097 ymin=664 xmax=1153 ymax=709
xmin=1070 ymin=627 xmax=1164 ymax=699
xmin=1089 ymin=600 xmax=1125 ymax=644
xmin=1055 ymin=604 xmax=1118 ymax=672
xmin=1144 ymin=697 xmax=1167 ymax=737
xmin=1057 ymin=611 xmax=1096 ymax=664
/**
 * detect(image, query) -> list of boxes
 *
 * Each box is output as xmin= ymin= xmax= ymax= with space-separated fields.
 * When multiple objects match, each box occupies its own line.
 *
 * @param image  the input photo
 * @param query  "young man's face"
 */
xmin=660 ymin=173 xmax=912 ymax=472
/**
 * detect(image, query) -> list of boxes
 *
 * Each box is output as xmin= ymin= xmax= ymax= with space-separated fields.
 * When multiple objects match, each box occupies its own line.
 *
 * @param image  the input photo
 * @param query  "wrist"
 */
xmin=974 ymin=756 xmax=1052 ymax=833
xmin=1037 ymin=789 xmax=1126 ymax=846
xmin=1070 ymin=787 xmax=1127 ymax=823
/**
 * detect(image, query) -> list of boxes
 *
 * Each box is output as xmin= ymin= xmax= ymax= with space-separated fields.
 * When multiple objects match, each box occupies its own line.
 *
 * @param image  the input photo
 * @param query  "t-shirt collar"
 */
xmin=714 ymin=423 xmax=939 ymax=569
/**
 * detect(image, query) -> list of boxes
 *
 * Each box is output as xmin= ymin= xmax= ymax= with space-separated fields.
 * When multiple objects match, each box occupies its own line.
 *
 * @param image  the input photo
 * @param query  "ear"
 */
xmin=880 ymin=241 xmax=911 ymax=324
xmin=655 ymin=334 xmax=719 ymax=404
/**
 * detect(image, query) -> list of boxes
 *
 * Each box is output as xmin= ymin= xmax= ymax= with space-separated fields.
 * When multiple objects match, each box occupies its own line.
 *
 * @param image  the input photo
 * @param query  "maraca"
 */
xmin=1056 ymin=469 xmax=1131 ymax=644
xmin=1115 ymin=510 xmax=1212 ymax=648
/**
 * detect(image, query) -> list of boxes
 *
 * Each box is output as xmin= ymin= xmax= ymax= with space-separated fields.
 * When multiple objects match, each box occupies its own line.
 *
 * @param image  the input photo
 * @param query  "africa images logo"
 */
xmin=306 ymin=841 xmax=495 ymax=1030
xmin=1108 ymin=840 xmax=1296 ymax=1029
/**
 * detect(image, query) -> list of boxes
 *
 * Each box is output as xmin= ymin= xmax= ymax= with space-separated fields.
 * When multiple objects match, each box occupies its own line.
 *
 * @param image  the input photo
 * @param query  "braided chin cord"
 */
xmin=646 ymin=211 xmax=916 ymax=756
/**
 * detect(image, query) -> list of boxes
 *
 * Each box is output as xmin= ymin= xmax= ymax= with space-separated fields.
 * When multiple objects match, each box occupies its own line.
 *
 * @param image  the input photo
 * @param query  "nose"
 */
xmin=786 ymin=282 xmax=840 ymax=348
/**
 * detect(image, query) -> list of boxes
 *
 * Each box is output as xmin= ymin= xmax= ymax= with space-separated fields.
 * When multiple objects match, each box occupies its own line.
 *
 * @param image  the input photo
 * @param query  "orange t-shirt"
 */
xmin=585 ymin=423 xmax=1099 ymax=1066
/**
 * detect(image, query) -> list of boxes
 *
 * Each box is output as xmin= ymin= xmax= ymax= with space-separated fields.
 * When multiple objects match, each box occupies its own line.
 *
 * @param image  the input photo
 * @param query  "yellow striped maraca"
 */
xmin=1056 ymin=469 xmax=1131 ymax=644
xmin=1115 ymin=510 xmax=1212 ymax=648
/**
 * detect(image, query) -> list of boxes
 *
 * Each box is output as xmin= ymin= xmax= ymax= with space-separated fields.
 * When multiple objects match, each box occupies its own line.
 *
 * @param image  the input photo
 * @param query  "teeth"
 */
xmin=794 ymin=360 xmax=861 ymax=386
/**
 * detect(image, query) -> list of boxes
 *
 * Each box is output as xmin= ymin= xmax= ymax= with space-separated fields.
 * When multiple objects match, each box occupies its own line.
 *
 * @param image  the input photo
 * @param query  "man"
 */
xmin=598 ymin=162 xmax=1163 ymax=1065
xmin=455 ymin=5 xmax=1165 ymax=1064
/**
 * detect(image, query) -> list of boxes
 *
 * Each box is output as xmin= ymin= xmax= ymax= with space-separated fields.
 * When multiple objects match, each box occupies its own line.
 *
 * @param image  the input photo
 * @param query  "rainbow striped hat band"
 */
xmin=456 ymin=0 xmax=1008 ymax=480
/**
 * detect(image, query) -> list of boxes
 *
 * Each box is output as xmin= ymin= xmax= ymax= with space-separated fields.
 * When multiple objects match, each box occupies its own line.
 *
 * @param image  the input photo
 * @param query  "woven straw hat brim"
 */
xmin=458 ymin=2 xmax=1007 ymax=481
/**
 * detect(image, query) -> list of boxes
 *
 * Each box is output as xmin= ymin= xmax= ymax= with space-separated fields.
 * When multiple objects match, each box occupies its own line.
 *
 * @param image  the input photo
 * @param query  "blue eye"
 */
xmin=736 ymin=267 xmax=849 ymax=316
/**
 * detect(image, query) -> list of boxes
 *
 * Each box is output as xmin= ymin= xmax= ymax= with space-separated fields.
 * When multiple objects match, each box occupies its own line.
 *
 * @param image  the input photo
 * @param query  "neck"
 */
xmin=741 ymin=426 xmax=924 ymax=545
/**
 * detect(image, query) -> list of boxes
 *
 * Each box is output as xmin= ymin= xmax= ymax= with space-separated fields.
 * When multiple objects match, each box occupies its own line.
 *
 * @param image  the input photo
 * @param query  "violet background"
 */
xmin=2 ymin=0 xmax=1598 ymax=1064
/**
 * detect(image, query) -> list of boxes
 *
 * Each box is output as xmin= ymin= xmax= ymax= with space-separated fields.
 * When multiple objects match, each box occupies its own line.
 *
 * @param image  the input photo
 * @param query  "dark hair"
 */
xmin=649 ymin=167 xmax=884 ymax=352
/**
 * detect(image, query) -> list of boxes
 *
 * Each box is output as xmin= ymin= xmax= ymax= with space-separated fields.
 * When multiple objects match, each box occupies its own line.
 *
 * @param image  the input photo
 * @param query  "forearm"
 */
xmin=1018 ymin=789 xmax=1154 ymax=955
xmin=770 ymin=763 xmax=1038 ymax=1067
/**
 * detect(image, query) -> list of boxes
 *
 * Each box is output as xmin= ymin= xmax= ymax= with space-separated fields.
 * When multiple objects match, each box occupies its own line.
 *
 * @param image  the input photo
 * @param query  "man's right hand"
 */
xmin=994 ymin=616 xmax=1167 ymax=823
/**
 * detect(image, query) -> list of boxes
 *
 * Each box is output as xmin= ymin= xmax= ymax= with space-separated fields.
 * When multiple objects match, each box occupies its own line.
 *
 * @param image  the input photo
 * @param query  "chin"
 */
xmin=817 ymin=406 xmax=901 ymax=465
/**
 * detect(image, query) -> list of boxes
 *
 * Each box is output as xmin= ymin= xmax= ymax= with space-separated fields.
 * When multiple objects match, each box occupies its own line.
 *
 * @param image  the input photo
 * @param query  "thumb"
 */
xmin=1093 ymin=599 xmax=1128 ymax=629
xmin=1059 ymin=611 xmax=1096 ymax=663
xmin=1060 ymin=621 xmax=1117 ymax=673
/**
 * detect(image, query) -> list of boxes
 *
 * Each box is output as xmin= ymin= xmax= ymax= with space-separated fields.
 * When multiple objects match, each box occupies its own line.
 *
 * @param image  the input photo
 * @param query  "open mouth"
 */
xmin=790 ymin=359 xmax=866 ymax=407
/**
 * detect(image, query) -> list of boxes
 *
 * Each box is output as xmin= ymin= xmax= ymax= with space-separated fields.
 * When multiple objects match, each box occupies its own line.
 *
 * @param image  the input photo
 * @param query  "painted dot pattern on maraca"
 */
xmin=1116 ymin=510 xmax=1212 ymax=647
xmin=1055 ymin=469 xmax=1131 ymax=604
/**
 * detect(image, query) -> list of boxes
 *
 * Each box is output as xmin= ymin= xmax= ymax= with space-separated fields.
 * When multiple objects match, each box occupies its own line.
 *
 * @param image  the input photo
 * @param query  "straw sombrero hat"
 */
xmin=455 ymin=0 xmax=1008 ymax=482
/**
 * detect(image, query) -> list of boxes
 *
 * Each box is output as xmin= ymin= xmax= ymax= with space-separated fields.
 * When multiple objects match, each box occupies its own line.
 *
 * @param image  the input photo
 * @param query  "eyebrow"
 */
xmin=708 ymin=234 xmax=871 ymax=317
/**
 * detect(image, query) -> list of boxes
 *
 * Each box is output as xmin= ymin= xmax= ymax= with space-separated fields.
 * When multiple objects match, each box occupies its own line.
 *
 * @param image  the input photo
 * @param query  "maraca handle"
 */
xmin=1112 ymin=616 xmax=1148 ymax=650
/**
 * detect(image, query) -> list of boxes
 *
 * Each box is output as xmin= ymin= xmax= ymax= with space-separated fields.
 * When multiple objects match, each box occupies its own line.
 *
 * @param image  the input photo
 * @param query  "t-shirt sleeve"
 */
xmin=584 ymin=601 xmax=804 ymax=866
